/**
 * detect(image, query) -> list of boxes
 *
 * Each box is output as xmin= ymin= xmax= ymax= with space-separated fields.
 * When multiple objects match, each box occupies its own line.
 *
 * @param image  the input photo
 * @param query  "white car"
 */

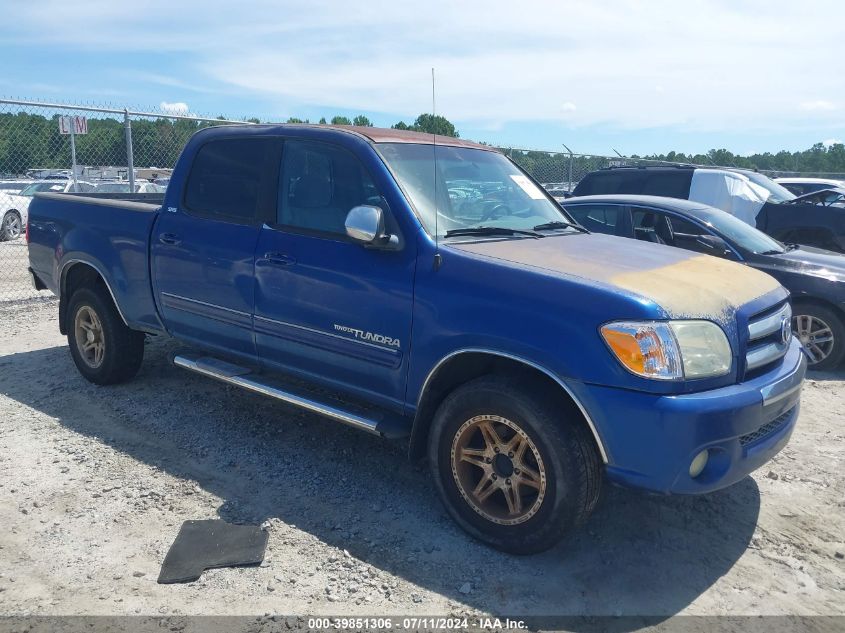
xmin=1 ymin=180 xmax=95 ymax=241
xmin=94 ymin=181 xmax=166 ymax=194
xmin=775 ymin=177 xmax=845 ymax=197
xmin=0 ymin=180 xmax=34 ymax=195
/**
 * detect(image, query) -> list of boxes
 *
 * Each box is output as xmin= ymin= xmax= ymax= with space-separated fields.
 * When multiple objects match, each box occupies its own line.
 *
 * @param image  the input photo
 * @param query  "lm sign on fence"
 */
xmin=58 ymin=116 xmax=88 ymax=135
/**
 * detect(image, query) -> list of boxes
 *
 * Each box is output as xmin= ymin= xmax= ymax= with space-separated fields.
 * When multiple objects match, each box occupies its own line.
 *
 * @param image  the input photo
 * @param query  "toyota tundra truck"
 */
xmin=27 ymin=124 xmax=806 ymax=554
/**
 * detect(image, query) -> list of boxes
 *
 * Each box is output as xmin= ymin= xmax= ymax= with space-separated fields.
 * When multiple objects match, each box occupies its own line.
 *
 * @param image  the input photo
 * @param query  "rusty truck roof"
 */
xmin=213 ymin=123 xmax=495 ymax=151
xmin=335 ymin=125 xmax=492 ymax=150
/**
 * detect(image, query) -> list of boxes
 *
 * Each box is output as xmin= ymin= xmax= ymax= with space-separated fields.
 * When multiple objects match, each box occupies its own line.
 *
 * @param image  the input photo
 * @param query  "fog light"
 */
xmin=689 ymin=450 xmax=709 ymax=478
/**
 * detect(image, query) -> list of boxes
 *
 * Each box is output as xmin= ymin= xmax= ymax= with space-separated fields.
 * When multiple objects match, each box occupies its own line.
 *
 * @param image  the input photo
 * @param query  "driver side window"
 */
xmin=564 ymin=204 xmax=621 ymax=235
xmin=278 ymin=140 xmax=381 ymax=236
xmin=631 ymin=207 xmax=735 ymax=259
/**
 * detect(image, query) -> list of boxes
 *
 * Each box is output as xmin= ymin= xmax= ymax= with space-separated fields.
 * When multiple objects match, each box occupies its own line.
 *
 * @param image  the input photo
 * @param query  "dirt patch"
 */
xmin=452 ymin=234 xmax=782 ymax=319
xmin=610 ymin=254 xmax=782 ymax=319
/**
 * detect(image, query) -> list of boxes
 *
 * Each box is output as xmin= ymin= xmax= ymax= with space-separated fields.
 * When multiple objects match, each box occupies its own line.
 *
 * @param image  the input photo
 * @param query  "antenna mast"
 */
xmin=432 ymin=67 xmax=442 ymax=270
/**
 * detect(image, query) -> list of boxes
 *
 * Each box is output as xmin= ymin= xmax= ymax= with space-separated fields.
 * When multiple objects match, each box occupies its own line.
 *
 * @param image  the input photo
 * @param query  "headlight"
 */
xmin=601 ymin=320 xmax=731 ymax=380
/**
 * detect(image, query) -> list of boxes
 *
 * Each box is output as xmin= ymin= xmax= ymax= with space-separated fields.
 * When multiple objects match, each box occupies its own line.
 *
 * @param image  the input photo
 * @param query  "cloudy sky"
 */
xmin=2 ymin=0 xmax=844 ymax=154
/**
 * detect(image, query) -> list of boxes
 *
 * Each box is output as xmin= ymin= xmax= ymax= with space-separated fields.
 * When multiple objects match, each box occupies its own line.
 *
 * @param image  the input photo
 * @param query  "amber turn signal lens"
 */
xmin=601 ymin=328 xmax=646 ymax=375
xmin=600 ymin=321 xmax=684 ymax=380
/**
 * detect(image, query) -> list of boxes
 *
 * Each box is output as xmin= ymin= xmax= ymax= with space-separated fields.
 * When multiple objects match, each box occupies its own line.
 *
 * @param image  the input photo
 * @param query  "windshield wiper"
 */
xmin=760 ymin=242 xmax=798 ymax=255
xmin=532 ymin=220 xmax=589 ymax=234
xmin=444 ymin=226 xmax=544 ymax=239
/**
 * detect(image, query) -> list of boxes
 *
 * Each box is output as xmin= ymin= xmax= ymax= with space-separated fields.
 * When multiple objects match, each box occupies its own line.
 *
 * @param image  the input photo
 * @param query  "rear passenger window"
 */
xmin=640 ymin=172 xmax=692 ymax=198
xmin=575 ymin=171 xmax=643 ymax=195
xmin=565 ymin=204 xmax=621 ymax=235
xmin=575 ymin=169 xmax=693 ymax=199
xmin=632 ymin=207 xmax=707 ymax=247
xmin=278 ymin=140 xmax=380 ymax=236
xmin=184 ymin=138 xmax=274 ymax=222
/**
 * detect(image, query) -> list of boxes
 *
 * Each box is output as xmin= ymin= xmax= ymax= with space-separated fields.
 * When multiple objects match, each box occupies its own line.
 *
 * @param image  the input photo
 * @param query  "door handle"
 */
xmin=261 ymin=252 xmax=296 ymax=266
xmin=159 ymin=233 xmax=182 ymax=245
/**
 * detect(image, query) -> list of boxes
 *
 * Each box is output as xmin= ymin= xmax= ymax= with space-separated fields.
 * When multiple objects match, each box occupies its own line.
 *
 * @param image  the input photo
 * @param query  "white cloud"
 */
xmin=6 ymin=1 xmax=845 ymax=133
xmin=823 ymin=138 xmax=842 ymax=147
xmin=160 ymin=101 xmax=189 ymax=114
xmin=800 ymin=100 xmax=837 ymax=112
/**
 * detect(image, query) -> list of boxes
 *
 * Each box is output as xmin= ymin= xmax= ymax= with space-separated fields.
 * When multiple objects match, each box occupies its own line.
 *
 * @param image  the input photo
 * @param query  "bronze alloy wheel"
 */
xmin=793 ymin=313 xmax=835 ymax=365
xmin=450 ymin=414 xmax=547 ymax=525
xmin=74 ymin=305 xmax=105 ymax=369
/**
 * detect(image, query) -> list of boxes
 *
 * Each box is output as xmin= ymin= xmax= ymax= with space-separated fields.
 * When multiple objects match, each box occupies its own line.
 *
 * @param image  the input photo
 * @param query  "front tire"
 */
xmin=67 ymin=287 xmax=145 ymax=385
xmin=0 ymin=211 xmax=22 ymax=241
xmin=793 ymin=303 xmax=845 ymax=370
xmin=428 ymin=375 xmax=601 ymax=554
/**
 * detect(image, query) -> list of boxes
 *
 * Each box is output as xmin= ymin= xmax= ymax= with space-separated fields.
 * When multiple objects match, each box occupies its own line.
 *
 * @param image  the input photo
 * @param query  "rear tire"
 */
xmin=67 ymin=287 xmax=145 ymax=385
xmin=0 ymin=211 xmax=22 ymax=241
xmin=793 ymin=303 xmax=845 ymax=370
xmin=428 ymin=375 xmax=601 ymax=554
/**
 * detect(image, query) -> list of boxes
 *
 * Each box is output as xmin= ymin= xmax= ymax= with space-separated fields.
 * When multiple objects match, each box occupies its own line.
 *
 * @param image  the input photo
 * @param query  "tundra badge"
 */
xmin=334 ymin=324 xmax=400 ymax=348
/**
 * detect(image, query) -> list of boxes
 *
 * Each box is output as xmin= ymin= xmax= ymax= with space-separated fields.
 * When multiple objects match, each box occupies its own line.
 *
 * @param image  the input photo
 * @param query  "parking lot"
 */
xmin=0 ymin=299 xmax=843 ymax=620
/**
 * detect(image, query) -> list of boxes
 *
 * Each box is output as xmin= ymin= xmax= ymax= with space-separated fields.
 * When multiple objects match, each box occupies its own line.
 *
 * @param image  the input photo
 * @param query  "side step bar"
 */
xmin=173 ymin=353 xmax=407 ymax=439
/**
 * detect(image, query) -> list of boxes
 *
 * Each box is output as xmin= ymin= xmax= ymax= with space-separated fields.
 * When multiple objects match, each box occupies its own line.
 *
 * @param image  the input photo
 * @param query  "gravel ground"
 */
xmin=0 ymin=239 xmax=50 ymax=303
xmin=0 ymin=299 xmax=843 ymax=622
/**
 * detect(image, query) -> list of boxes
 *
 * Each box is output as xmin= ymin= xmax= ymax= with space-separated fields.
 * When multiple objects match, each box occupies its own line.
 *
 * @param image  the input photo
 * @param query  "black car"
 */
xmin=572 ymin=166 xmax=845 ymax=253
xmin=788 ymin=187 xmax=845 ymax=209
xmin=563 ymin=194 xmax=845 ymax=369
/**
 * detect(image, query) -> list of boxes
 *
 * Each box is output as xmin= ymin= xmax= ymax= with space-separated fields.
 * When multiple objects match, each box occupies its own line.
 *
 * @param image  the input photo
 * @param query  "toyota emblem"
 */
xmin=781 ymin=316 xmax=792 ymax=346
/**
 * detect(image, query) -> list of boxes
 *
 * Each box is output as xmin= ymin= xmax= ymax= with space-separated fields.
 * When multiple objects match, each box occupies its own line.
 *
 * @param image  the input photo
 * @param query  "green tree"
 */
xmin=352 ymin=115 xmax=373 ymax=127
xmin=412 ymin=114 xmax=458 ymax=137
xmin=389 ymin=115 xmax=459 ymax=137
xmin=6 ymin=109 xmax=845 ymax=178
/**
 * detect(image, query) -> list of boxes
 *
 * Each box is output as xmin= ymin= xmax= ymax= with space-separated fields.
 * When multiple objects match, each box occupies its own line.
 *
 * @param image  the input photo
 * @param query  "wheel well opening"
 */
xmin=59 ymin=263 xmax=108 ymax=334
xmin=409 ymin=352 xmax=603 ymax=462
xmin=792 ymin=296 xmax=845 ymax=319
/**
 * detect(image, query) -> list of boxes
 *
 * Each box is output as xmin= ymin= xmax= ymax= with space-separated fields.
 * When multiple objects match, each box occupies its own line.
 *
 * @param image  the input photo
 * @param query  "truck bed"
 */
xmin=28 ymin=191 xmax=164 ymax=333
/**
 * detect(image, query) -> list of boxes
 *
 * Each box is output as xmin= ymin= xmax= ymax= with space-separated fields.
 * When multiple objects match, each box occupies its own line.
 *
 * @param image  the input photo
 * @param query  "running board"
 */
xmin=172 ymin=353 xmax=408 ymax=439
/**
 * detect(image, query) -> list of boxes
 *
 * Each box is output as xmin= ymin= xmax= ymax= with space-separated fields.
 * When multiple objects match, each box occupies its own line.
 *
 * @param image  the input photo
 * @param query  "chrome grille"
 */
xmin=746 ymin=303 xmax=791 ymax=372
xmin=739 ymin=408 xmax=794 ymax=446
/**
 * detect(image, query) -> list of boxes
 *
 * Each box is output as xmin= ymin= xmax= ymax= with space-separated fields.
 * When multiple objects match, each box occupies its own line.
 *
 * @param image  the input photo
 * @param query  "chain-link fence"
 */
xmin=0 ymin=98 xmax=257 ymax=304
xmin=3 ymin=97 xmax=844 ymax=306
xmin=504 ymin=148 xmax=627 ymax=195
xmin=503 ymin=146 xmax=845 ymax=193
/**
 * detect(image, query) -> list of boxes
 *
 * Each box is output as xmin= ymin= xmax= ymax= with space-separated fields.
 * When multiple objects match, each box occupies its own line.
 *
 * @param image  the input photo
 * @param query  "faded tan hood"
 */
xmin=450 ymin=233 xmax=784 ymax=320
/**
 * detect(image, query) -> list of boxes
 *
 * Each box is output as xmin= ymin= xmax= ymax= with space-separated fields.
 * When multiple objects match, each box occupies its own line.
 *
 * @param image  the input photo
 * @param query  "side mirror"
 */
xmin=345 ymin=205 xmax=398 ymax=248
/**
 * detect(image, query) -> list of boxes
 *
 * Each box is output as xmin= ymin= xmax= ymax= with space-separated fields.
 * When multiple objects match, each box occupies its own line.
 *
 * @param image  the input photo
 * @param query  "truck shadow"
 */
xmin=0 ymin=338 xmax=763 ymax=624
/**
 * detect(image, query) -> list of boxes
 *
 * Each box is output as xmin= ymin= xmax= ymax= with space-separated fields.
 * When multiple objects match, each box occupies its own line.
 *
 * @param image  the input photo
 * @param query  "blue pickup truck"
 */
xmin=27 ymin=124 xmax=806 ymax=554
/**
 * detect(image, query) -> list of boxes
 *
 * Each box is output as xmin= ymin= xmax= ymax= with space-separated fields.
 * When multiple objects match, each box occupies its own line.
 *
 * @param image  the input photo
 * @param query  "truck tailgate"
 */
xmin=28 ymin=192 xmax=163 ymax=332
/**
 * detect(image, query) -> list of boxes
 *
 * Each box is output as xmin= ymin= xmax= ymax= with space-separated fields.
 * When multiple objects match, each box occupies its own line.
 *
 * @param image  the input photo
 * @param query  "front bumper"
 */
xmin=572 ymin=338 xmax=806 ymax=494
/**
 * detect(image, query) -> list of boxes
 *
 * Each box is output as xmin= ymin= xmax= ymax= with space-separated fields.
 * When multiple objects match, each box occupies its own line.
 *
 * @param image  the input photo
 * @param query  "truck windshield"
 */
xmin=377 ymin=143 xmax=572 ymax=238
